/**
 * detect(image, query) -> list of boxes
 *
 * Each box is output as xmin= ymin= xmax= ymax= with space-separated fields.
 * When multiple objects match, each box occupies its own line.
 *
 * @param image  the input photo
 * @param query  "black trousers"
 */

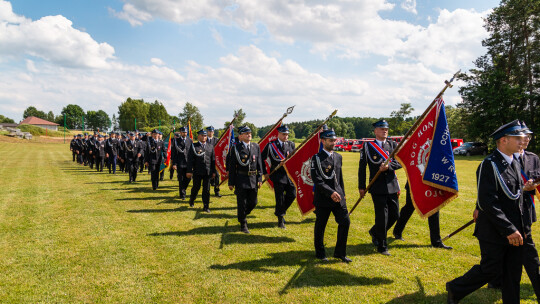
xmin=190 ymin=175 xmax=211 ymax=206
xmin=139 ymin=158 xmax=145 ymax=172
xmin=118 ymin=158 xmax=125 ymax=172
xmin=210 ymin=173 xmax=221 ymax=194
xmin=314 ymin=203 xmax=350 ymax=258
xmin=169 ymin=167 xmax=175 ymax=179
xmin=149 ymin=164 xmax=160 ymax=190
xmin=72 ymin=151 xmax=76 ymax=161
xmin=369 ymin=193 xmax=399 ymax=252
xmin=76 ymin=152 xmax=83 ymax=164
xmin=236 ymin=188 xmax=258 ymax=223
xmin=273 ymin=181 xmax=296 ymax=217
xmin=108 ymin=155 xmax=117 ymax=174
xmin=88 ymin=153 xmax=94 ymax=168
xmin=393 ymin=189 xmax=442 ymax=245
xmin=177 ymin=167 xmax=191 ymax=198
xmin=447 ymin=240 xmax=523 ymax=304
xmin=127 ymin=159 xmax=139 ymax=182
xmin=95 ymin=156 xmax=104 ymax=172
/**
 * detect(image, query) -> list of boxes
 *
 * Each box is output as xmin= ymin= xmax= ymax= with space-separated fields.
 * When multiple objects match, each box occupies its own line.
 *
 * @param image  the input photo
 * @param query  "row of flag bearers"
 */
xmin=69 ymin=114 xmax=540 ymax=303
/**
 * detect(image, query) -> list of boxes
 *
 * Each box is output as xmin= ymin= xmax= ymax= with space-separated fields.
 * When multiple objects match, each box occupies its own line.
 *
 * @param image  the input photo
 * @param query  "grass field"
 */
xmin=0 ymin=137 xmax=538 ymax=303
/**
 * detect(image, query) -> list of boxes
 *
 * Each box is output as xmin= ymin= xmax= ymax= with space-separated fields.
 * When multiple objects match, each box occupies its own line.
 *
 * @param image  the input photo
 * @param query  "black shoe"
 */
xmin=189 ymin=201 xmax=194 ymax=207
xmin=334 ymin=255 xmax=352 ymax=263
xmin=369 ymin=230 xmax=379 ymax=246
xmin=317 ymin=256 xmax=329 ymax=263
xmin=379 ymin=250 xmax=391 ymax=256
xmin=393 ymin=233 xmax=405 ymax=241
xmin=446 ymin=282 xmax=458 ymax=304
xmin=215 ymin=192 xmax=222 ymax=197
xmin=203 ymin=206 xmax=210 ymax=213
xmin=240 ymin=223 xmax=250 ymax=234
xmin=433 ymin=242 xmax=453 ymax=250
xmin=278 ymin=216 xmax=286 ymax=229
xmin=180 ymin=195 xmax=185 ymax=200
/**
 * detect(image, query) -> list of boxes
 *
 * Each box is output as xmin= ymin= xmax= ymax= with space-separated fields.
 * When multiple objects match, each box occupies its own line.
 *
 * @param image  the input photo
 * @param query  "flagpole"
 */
xmin=261 ymin=109 xmax=338 ymax=185
xmin=349 ymin=70 xmax=460 ymax=216
xmin=257 ymin=106 xmax=295 ymax=144
xmin=441 ymin=219 xmax=474 ymax=242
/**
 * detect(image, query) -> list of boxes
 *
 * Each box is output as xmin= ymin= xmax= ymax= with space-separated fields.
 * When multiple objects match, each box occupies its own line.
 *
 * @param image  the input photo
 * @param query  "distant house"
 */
xmin=19 ymin=116 xmax=59 ymax=131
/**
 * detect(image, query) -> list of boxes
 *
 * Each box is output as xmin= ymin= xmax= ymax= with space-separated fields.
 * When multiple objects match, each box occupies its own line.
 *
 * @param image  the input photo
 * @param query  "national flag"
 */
xmin=188 ymin=119 xmax=193 ymax=140
xmin=160 ymin=132 xmax=173 ymax=173
xmin=283 ymin=132 xmax=321 ymax=215
xmin=215 ymin=124 xmax=234 ymax=181
xmin=394 ymin=98 xmax=459 ymax=218
xmin=258 ymin=121 xmax=282 ymax=189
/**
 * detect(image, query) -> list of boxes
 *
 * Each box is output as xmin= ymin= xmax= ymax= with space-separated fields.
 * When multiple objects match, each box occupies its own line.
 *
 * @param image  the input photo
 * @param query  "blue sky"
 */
xmin=1 ymin=0 xmax=500 ymax=127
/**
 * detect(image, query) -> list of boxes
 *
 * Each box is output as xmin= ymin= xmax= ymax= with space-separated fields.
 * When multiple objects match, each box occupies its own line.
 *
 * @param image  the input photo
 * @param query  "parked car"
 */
xmin=453 ymin=142 xmax=488 ymax=156
xmin=350 ymin=140 xmax=363 ymax=152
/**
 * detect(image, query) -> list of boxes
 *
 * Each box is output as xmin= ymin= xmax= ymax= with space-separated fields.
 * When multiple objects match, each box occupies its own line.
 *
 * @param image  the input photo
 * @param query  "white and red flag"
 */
xmin=283 ymin=132 xmax=321 ymax=215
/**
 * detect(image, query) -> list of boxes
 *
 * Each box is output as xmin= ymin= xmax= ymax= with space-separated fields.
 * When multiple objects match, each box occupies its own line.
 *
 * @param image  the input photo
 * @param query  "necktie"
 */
xmin=519 ymin=155 xmax=525 ymax=170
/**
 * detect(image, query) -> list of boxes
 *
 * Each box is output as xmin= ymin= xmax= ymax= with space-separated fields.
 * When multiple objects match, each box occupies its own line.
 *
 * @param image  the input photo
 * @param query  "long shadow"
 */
xmin=384 ymin=277 xmax=448 ymax=303
xmin=222 ymin=233 xmax=296 ymax=245
xmin=193 ymin=211 xmax=237 ymax=220
xmin=127 ymin=206 xmax=190 ymax=213
xmin=117 ymin=196 xmax=173 ymax=201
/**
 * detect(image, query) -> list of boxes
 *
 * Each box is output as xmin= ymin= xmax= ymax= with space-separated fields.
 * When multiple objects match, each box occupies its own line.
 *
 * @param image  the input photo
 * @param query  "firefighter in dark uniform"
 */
xmin=125 ymin=132 xmax=142 ymax=183
xmin=70 ymin=135 xmax=77 ymax=162
xmin=262 ymin=125 xmax=296 ymax=228
xmin=81 ymin=133 xmax=89 ymax=166
xmin=103 ymin=134 xmax=110 ymax=169
xmin=392 ymin=182 xmax=453 ymax=249
xmin=105 ymin=132 xmax=119 ymax=174
xmin=87 ymin=132 xmax=97 ymax=169
xmin=186 ymin=129 xmax=216 ymax=212
xmin=73 ymin=134 xmax=84 ymax=164
xmin=118 ymin=133 xmax=126 ymax=173
xmin=158 ymin=132 xmax=166 ymax=181
xmin=206 ymin=126 xmax=222 ymax=197
xmin=145 ymin=129 xmax=164 ymax=191
xmin=94 ymin=134 xmax=106 ymax=172
xmin=137 ymin=132 xmax=146 ymax=173
xmin=172 ymin=127 xmax=193 ymax=199
xmin=312 ymin=129 xmax=351 ymax=263
xmin=358 ymin=119 xmax=402 ymax=255
xmin=228 ymin=126 xmax=263 ymax=234
xmin=446 ymin=120 xmax=531 ymax=304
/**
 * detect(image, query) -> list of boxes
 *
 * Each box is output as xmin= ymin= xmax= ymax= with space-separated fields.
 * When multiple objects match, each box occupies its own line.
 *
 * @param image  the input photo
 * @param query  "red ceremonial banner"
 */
xmin=258 ymin=121 xmax=282 ymax=189
xmin=283 ymin=132 xmax=320 ymax=215
xmin=215 ymin=125 xmax=233 ymax=181
xmin=394 ymin=101 xmax=458 ymax=218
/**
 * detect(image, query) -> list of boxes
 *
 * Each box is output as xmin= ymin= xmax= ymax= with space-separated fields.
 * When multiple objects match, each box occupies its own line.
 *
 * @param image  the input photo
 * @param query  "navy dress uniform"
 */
xmin=95 ymin=135 xmax=106 ymax=172
xmin=125 ymin=132 xmax=142 ymax=183
xmin=358 ymin=119 xmax=402 ymax=255
xmin=74 ymin=134 xmax=84 ymax=164
xmin=172 ymin=127 xmax=193 ymax=199
xmin=145 ymin=130 xmax=164 ymax=191
xmin=137 ymin=132 xmax=146 ymax=173
xmin=118 ymin=134 xmax=126 ymax=173
xmin=261 ymin=125 xmax=296 ymax=228
xmin=105 ymin=132 xmax=119 ymax=174
xmin=70 ymin=136 xmax=77 ymax=161
xmin=187 ymin=129 xmax=216 ymax=212
xmin=228 ymin=126 xmax=264 ymax=233
xmin=446 ymin=120 xmax=529 ymax=304
xmin=206 ymin=126 xmax=222 ymax=197
xmin=312 ymin=129 xmax=351 ymax=263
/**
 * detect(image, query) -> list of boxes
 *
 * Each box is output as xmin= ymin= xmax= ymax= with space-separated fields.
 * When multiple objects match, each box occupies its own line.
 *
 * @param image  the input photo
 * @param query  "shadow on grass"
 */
xmin=127 ymin=206 xmax=190 ymax=213
xmin=116 ymin=196 xmax=173 ymax=201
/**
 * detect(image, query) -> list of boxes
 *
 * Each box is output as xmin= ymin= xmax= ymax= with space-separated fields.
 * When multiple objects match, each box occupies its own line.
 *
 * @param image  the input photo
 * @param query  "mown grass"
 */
xmin=0 ymin=139 xmax=538 ymax=303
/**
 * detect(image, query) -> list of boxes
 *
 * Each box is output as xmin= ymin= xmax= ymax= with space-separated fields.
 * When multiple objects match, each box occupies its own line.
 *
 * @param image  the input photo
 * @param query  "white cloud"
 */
xmin=25 ymin=59 xmax=38 ymax=73
xmin=401 ymin=0 xmax=417 ymax=14
xmin=150 ymin=57 xmax=165 ymax=66
xmin=0 ymin=0 xmax=115 ymax=68
xmin=108 ymin=3 xmax=152 ymax=26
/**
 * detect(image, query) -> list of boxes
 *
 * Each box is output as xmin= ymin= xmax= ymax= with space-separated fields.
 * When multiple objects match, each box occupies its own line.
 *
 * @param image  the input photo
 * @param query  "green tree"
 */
xmin=223 ymin=109 xmax=246 ymax=133
xmin=148 ymin=100 xmax=170 ymax=127
xmin=23 ymin=106 xmax=47 ymax=119
xmin=178 ymin=102 xmax=203 ymax=131
xmin=445 ymin=105 xmax=469 ymax=140
xmin=61 ymin=104 xmax=85 ymax=129
xmin=0 ymin=114 xmax=15 ymax=123
xmin=118 ymin=98 xmax=149 ymax=131
xmin=388 ymin=103 xmax=414 ymax=135
xmin=86 ymin=110 xmax=110 ymax=131
xmin=457 ymin=0 xmax=540 ymax=151
xmin=46 ymin=111 xmax=55 ymax=122
xmin=112 ymin=114 xmax=118 ymax=130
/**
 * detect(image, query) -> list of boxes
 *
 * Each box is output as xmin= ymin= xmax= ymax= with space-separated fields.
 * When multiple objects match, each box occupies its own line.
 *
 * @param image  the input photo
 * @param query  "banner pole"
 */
xmin=349 ymin=70 xmax=460 ymax=216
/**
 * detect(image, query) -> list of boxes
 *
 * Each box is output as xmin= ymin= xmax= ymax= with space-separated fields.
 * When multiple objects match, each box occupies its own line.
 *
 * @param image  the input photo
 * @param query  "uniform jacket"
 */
xmin=105 ymin=138 xmax=119 ymax=156
xmin=144 ymin=138 xmax=164 ymax=165
xmin=124 ymin=140 xmax=141 ymax=162
xmin=358 ymin=139 xmax=401 ymax=195
xmin=171 ymin=137 xmax=192 ymax=168
xmin=474 ymin=150 xmax=529 ymax=244
xmin=520 ymin=151 xmax=540 ymax=224
xmin=95 ymin=140 xmax=106 ymax=157
xmin=311 ymin=150 xmax=346 ymax=208
xmin=228 ymin=141 xmax=263 ymax=189
xmin=261 ymin=139 xmax=295 ymax=185
xmin=187 ymin=141 xmax=216 ymax=176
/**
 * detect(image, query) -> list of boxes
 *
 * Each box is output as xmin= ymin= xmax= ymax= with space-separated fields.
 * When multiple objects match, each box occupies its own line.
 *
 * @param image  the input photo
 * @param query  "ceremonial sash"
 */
xmin=270 ymin=141 xmax=285 ymax=161
xmin=367 ymin=141 xmax=390 ymax=161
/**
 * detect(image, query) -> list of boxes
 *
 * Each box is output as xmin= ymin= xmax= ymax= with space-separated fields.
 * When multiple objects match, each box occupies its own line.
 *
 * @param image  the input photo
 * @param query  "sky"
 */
xmin=0 ymin=0 xmax=501 ymax=127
